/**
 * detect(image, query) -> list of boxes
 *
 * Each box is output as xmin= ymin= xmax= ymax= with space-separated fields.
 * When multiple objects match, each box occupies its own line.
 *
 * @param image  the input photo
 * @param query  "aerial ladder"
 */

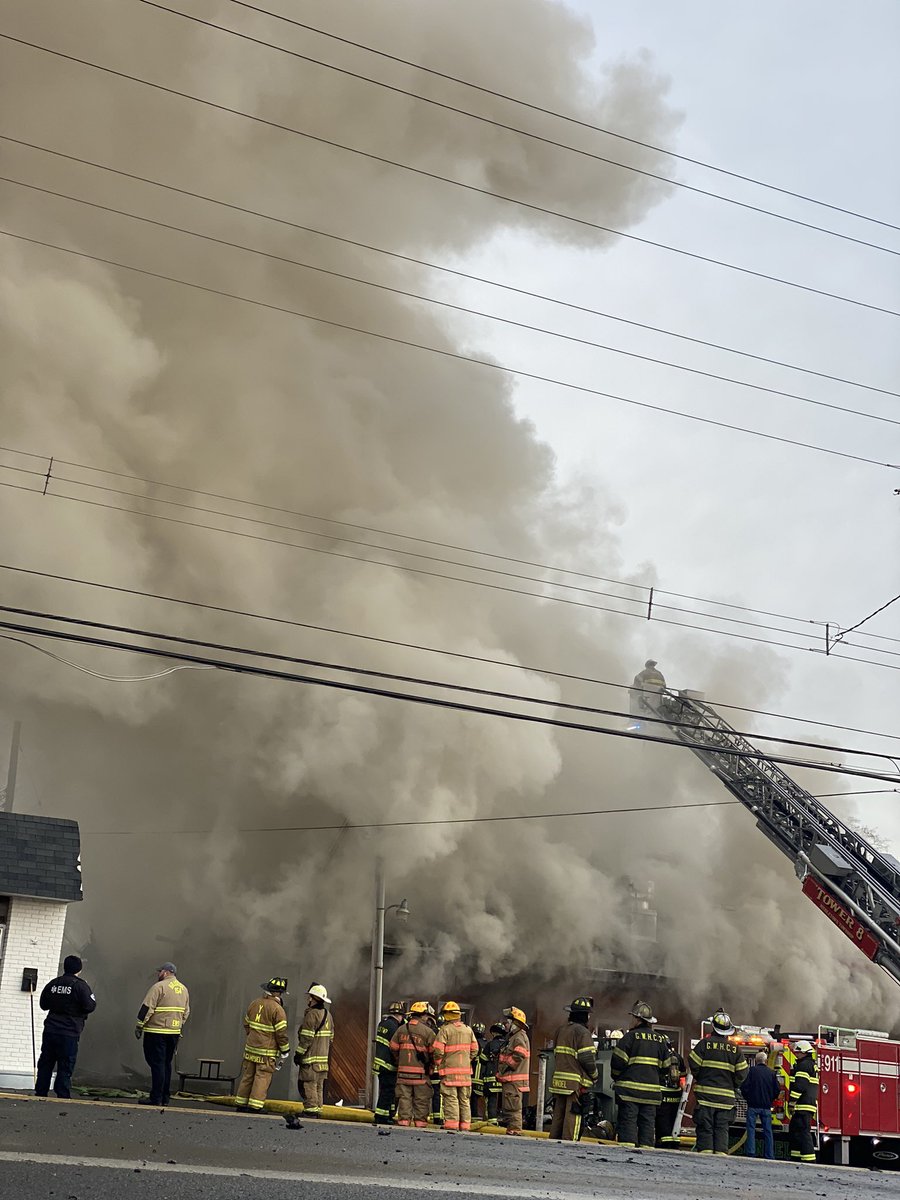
xmin=638 ymin=686 xmax=900 ymax=986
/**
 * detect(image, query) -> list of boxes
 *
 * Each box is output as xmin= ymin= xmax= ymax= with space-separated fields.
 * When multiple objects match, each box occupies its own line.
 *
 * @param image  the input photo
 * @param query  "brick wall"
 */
xmin=0 ymin=896 xmax=69 ymax=1088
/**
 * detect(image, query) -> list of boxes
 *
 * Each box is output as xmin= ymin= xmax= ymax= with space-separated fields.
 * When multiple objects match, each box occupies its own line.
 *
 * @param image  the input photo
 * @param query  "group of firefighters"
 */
xmin=34 ymin=960 xmax=820 ymax=1159
xmin=232 ymin=982 xmax=819 ymax=1160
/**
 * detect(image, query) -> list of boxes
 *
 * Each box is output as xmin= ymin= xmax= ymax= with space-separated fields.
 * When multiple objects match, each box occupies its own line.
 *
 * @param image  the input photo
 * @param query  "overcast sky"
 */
xmin=456 ymin=0 xmax=900 ymax=839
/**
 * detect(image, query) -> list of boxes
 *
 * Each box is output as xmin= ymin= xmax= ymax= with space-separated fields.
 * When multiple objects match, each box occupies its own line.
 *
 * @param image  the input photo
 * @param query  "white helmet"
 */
xmin=793 ymin=1039 xmax=815 ymax=1056
xmin=308 ymin=982 xmax=332 ymax=1005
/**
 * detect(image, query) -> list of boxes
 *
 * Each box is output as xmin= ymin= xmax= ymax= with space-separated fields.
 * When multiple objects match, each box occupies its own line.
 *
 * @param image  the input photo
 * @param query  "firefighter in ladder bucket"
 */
xmin=628 ymin=660 xmax=666 ymax=729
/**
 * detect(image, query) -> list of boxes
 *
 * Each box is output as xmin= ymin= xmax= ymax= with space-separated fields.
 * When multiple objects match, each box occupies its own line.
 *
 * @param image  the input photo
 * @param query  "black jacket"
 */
xmin=689 ymin=1035 xmax=749 ymax=1110
xmin=40 ymin=973 xmax=96 ymax=1037
xmin=740 ymin=1063 xmax=780 ymax=1109
xmin=611 ymin=1023 xmax=672 ymax=1105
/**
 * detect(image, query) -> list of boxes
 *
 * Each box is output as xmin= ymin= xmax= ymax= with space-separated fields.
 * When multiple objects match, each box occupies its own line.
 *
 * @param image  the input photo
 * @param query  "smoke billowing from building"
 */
xmin=0 ymin=0 xmax=893 ymax=1075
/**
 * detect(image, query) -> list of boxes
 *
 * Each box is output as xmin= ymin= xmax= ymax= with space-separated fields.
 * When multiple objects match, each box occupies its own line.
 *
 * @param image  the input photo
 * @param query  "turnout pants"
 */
xmin=694 ymin=1104 xmax=734 ymax=1154
xmin=440 ymin=1083 xmax=472 ymax=1131
xmin=35 ymin=1030 xmax=79 ymax=1099
xmin=789 ymin=1111 xmax=815 ymax=1162
xmin=549 ymin=1092 xmax=583 ymax=1141
xmin=395 ymin=1081 xmax=432 ymax=1127
xmin=500 ymin=1082 xmax=524 ymax=1132
xmin=235 ymin=1058 xmax=275 ymax=1111
xmin=143 ymin=1032 xmax=178 ymax=1105
xmin=656 ymin=1096 xmax=679 ymax=1146
xmin=374 ymin=1070 xmax=397 ymax=1124
xmin=299 ymin=1070 xmax=326 ymax=1111
xmin=617 ymin=1099 xmax=657 ymax=1148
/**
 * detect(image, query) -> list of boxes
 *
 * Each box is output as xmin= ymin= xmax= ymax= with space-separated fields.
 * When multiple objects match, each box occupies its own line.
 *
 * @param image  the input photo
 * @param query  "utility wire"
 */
xmin=2 ymin=611 xmax=899 ymax=783
xmin=0 ymin=442 xmax=890 ymax=642
xmin=3 ymin=230 xmax=897 ymax=473
xmin=219 ymin=0 xmax=900 ymax=235
xmin=3 ymin=559 xmax=897 ymax=744
xmin=2 ymin=33 xmax=898 ymax=318
xmin=81 ymin=798 xmax=746 ymax=835
xmin=832 ymin=592 xmax=900 ymax=647
xmin=4 ymin=172 xmax=896 ymax=430
xmin=2 ymin=600 xmax=890 ymax=762
xmin=30 ymin=474 xmax=841 ymax=639
xmin=4 ymin=477 xmax=898 ymax=670
xmin=0 ymin=632 xmax=214 ymax=681
xmin=0 ymin=478 xmax=872 ymax=658
xmin=77 ymin=788 xmax=900 ymax=835
xmin=138 ymin=0 xmax=900 ymax=258
xmin=4 ymin=133 xmax=897 ymax=404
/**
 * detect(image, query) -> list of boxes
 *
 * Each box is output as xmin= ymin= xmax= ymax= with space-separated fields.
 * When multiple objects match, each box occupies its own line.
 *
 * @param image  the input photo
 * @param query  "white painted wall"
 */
xmin=0 ymin=897 xmax=69 ymax=1089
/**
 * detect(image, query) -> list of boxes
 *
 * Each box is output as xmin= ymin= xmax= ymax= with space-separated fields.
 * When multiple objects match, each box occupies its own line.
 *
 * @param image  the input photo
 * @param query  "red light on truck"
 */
xmin=847 ymin=1082 xmax=858 ymax=1094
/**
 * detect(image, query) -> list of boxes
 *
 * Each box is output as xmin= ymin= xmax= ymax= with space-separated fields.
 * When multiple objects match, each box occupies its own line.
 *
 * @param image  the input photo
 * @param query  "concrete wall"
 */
xmin=0 ymin=896 xmax=68 ymax=1089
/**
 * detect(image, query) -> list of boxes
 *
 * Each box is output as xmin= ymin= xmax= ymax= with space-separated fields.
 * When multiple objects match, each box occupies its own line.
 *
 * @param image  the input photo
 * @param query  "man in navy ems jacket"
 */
xmin=35 ymin=955 xmax=97 ymax=1099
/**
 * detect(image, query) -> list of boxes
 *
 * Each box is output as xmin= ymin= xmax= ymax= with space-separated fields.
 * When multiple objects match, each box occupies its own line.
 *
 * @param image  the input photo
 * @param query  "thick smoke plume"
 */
xmin=1 ymin=0 xmax=895 ymax=1079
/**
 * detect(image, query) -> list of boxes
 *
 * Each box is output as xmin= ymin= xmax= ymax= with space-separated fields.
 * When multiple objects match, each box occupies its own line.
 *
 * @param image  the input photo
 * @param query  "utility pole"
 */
xmin=366 ymin=858 xmax=386 ymax=1112
xmin=2 ymin=721 xmax=21 ymax=813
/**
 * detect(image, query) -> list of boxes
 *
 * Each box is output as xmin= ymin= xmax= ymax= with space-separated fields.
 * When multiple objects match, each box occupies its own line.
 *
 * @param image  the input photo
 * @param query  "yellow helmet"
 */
xmin=440 ymin=1000 xmax=461 ymax=1018
xmin=503 ymin=1006 xmax=528 ymax=1026
xmin=409 ymin=1001 xmax=433 ymax=1016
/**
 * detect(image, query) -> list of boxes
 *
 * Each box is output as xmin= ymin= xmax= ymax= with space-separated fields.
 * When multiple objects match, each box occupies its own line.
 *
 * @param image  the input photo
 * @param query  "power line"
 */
xmin=0 ymin=632 xmax=214 ymax=682
xmin=4 ymin=134 xmax=897 ymax=404
xmin=3 ymin=558 xmax=898 ymax=744
xmin=832 ymin=592 xmax=900 ymax=647
xmin=76 ymin=786 xmax=900 ymax=835
xmin=0 ymin=478 xmax=863 ymax=658
xmin=220 ymin=0 xmax=900 ymax=235
xmin=137 ymin=0 xmax=900 ymax=258
xmin=3 ymin=600 xmax=890 ymax=762
xmin=2 ymin=609 xmax=899 ymax=783
xmin=81 ymin=798 xmax=746 ymax=835
xmin=2 ymin=33 xmax=899 ymax=318
xmin=0 ymin=445 xmax=891 ymax=643
xmin=4 ymin=172 xmax=896 ymax=430
xmin=5 ymin=476 xmax=899 ymax=672
xmin=3 ymin=229 xmax=898 ymax=474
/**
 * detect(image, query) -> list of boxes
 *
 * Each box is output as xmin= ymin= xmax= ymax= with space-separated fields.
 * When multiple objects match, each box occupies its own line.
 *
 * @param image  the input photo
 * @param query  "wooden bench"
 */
xmin=177 ymin=1058 xmax=236 ymax=1095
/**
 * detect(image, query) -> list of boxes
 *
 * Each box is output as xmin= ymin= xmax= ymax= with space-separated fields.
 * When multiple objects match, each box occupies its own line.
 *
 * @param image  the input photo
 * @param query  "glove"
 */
xmin=134 ymin=1025 xmax=143 ymax=1040
xmin=293 ymin=1052 xmax=304 ymax=1067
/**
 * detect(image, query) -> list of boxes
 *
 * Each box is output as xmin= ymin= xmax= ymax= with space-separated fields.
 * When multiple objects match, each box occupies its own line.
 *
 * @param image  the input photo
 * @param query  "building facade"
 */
xmin=0 ymin=813 xmax=83 ymax=1089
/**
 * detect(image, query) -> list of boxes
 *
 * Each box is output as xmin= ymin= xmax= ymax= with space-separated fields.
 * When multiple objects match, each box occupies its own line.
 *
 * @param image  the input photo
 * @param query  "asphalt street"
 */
xmin=3 ymin=1096 xmax=900 ymax=1200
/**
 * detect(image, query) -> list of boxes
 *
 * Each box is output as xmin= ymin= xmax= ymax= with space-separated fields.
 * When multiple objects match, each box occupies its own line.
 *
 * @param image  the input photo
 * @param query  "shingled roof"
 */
xmin=0 ymin=812 xmax=82 ymax=902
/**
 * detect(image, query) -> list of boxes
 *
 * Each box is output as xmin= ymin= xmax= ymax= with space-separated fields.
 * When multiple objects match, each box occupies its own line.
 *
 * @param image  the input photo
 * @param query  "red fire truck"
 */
xmin=679 ymin=1022 xmax=900 ymax=1167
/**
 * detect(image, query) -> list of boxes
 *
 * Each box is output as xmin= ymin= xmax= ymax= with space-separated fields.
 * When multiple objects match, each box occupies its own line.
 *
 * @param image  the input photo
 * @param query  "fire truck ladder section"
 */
xmin=646 ymin=689 xmax=900 ymax=985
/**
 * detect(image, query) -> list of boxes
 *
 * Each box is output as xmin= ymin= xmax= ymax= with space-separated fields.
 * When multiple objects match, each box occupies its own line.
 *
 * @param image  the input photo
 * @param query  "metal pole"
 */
xmin=3 ymin=721 xmax=21 ymax=813
xmin=535 ymin=1052 xmax=548 ymax=1133
xmin=365 ymin=857 xmax=385 ymax=1111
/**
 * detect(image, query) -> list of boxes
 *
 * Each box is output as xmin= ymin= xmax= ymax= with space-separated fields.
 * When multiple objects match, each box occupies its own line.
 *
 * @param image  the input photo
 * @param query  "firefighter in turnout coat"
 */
xmin=549 ymin=996 xmax=598 ymax=1141
xmin=294 ymin=983 xmax=333 ymax=1116
xmin=135 ymin=962 xmax=190 ymax=1107
xmin=373 ymin=1000 xmax=406 ymax=1124
xmin=689 ymin=1009 xmax=749 ymax=1154
xmin=432 ymin=1001 xmax=479 ymax=1131
xmin=390 ymin=1002 xmax=437 ymax=1127
xmin=480 ymin=1024 xmax=506 ymax=1120
xmin=235 ymin=978 xmax=291 ymax=1112
xmin=611 ymin=1001 xmax=671 ymax=1148
xmin=788 ymin=1040 xmax=819 ymax=1163
xmin=496 ymin=1006 xmax=531 ymax=1135
xmin=471 ymin=1023 xmax=487 ymax=1116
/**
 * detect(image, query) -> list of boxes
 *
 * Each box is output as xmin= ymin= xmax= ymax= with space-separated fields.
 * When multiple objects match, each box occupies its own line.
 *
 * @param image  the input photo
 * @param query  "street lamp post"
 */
xmin=365 ymin=858 xmax=409 ymax=1112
